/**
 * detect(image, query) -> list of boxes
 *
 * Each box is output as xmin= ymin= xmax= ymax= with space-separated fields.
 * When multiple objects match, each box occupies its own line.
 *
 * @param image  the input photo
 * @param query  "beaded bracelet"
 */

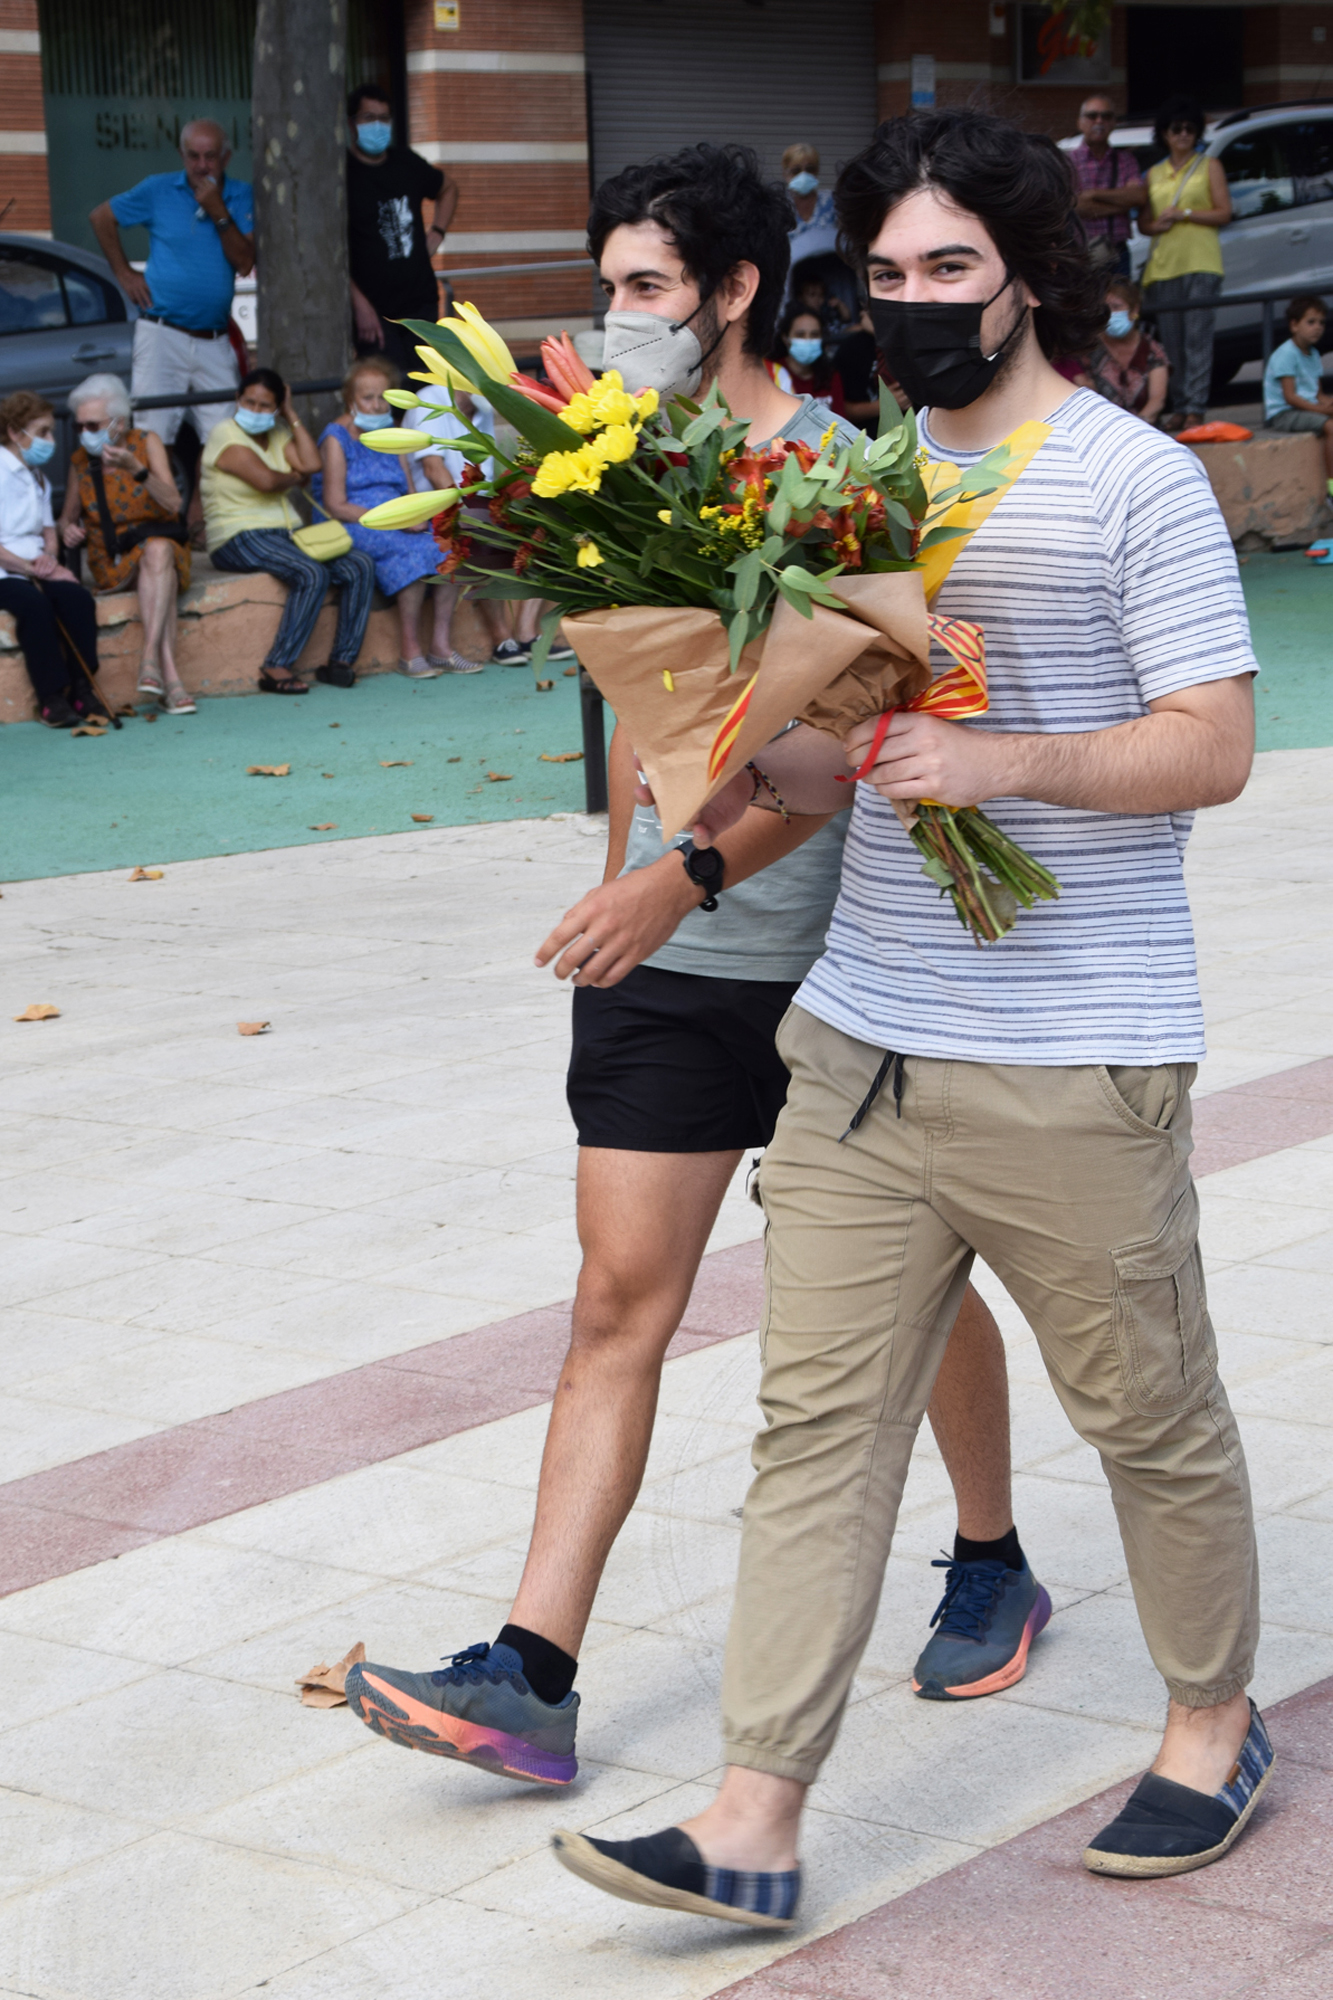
xmin=746 ymin=760 xmax=791 ymax=822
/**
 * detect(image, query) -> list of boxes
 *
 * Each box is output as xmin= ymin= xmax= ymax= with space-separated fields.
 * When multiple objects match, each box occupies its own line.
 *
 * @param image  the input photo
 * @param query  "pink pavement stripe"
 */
xmin=2 ymin=1055 xmax=1331 ymax=1601
xmin=715 ymin=1673 xmax=1333 ymax=2000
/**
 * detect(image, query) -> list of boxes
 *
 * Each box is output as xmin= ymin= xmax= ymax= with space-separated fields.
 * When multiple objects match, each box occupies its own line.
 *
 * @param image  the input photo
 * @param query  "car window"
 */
xmin=1219 ymin=129 xmax=1294 ymax=218
xmin=0 ymin=255 xmax=66 ymax=334
xmin=63 ymin=265 xmax=118 ymax=326
xmin=1286 ymin=120 xmax=1333 ymax=208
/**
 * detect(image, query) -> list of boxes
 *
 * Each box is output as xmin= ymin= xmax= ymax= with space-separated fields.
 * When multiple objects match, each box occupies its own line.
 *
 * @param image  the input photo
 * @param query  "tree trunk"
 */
xmin=252 ymin=0 xmax=349 ymax=433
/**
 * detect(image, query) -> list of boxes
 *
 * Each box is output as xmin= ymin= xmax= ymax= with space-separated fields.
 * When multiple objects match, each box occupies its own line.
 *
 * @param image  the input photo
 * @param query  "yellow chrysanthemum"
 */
xmin=358 ymin=429 xmax=436 ymax=455
xmin=588 ymin=377 xmax=636 ymax=428
xmin=531 ymin=444 xmax=604 ymax=498
xmin=440 ymin=302 xmax=518 ymax=384
xmin=556 ymin=391 xmax=601 ymax=436
xmin=589 ymin=423 xmax=638 ymax=465
xmin=576 ymin=539 xmax=604 ymax=568
xmin=359 ymin=488 xmax=462 ymax=530
xmin=635 ymin=387 xmax=660 ymax=419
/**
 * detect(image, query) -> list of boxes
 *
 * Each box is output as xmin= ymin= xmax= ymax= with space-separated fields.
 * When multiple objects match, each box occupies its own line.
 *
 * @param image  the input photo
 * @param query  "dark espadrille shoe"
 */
xmin=551 ymin=1826 xmax=799 ymax=1929
xmin=1083 ymin=1699 xmax=1274 ymax=1879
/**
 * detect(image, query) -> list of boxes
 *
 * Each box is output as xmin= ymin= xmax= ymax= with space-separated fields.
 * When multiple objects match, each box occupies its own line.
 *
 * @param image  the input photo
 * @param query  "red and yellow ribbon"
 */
xmin=839 ymin=612 xmax=987 ymax=784
xmin=707 ymin=670 xmax=758 ymax=782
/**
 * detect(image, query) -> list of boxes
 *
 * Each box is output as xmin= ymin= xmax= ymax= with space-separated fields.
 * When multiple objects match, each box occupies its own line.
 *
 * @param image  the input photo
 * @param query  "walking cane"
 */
xmin=32 ymin=578 xmax=121 ymax=729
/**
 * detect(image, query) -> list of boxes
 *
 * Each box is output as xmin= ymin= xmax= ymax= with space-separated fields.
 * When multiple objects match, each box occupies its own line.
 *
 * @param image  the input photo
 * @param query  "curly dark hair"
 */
xmin=772 ymin=302 xmax=837 ymax=395
xmin=833 ymin=108 xmax=1107 ymax=360
xmin=1153 ymin=94 xmax=1207 ymax=151
xmin=588 ymin=142 xmax=794 ymax=359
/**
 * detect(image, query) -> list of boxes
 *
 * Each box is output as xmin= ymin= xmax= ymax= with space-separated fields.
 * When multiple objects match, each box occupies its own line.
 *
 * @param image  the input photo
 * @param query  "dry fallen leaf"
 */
xmin=539 ymin=751 xmax=584 ymax=764
xmin=535 ymin=679 xmax=554 ymax=692
xmin=310 ymin=823 xmax=337 ymax=831
xmin=322 ymin=772 xmax=335 ymax=778
xmin=247 ymin=764 xmax=291 ymax=777
xmin=296 ymin=1640 xmax=365 ymax=1708
xmin=411 ymin=812 xmax=434 ymax=822
xmin=128 ymin=867 xmax=164 ymax=881
xmin=328 ymin=721 xmax=340 ymax=727
xmin=380 ymin=759 xmax=413 ymax=767
xmin=563 ymin=663 xmax=578 ymax=676
xmin=486 ymin=771 xmax=514 ymax=783
xmin=447 ymin=756 xmax=461 ymax=763
xmin=238 ymin=1020 xmax=270 ymax=1036
xmin=144 ymin=710 xmax=157 ymax=722
xmin=14 ymin=1003 xmax=59 ymax=1022
xmin=71 ymin=722 xmax=107 ymax=737
xmin=115 ymin=703 xmax=137 ymax=717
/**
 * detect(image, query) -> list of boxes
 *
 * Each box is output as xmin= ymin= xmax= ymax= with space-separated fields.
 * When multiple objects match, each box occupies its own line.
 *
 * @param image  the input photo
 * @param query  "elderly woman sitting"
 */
xmin=315 ymin=358 xmax=470 ymax=677
xmin=57 ymin=373 xmax=194 ymax=714
xmin=0 ymin=390 xmax=106 ymax=727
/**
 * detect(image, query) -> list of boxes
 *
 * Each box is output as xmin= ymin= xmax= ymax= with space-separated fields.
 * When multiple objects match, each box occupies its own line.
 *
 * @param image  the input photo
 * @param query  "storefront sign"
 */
xmin=1017 ymin=4 xmax=1110 ymax=85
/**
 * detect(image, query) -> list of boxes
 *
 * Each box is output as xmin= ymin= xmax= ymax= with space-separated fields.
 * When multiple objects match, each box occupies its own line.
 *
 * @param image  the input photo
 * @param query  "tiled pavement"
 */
xmin=1 ymin=748 xmax=1332 ymax=1999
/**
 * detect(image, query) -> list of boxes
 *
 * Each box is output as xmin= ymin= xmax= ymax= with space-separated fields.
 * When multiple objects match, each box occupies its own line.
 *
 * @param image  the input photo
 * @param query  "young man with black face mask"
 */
xmin=550 ymin=109 xmax=1266 ymax=1930
xmin=346 ymin=143 xmax=1042 ymax=1794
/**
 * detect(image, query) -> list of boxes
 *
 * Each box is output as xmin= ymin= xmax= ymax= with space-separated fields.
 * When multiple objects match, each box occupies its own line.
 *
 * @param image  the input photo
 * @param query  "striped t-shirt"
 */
xmin=797 ymin=389 xmax=1257 ymax=1065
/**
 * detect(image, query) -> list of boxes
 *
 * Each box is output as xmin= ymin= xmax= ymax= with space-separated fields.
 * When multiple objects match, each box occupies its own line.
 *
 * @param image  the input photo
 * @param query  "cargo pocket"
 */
xmin=1110 ymin=1182 xmax=1217 ymax=1418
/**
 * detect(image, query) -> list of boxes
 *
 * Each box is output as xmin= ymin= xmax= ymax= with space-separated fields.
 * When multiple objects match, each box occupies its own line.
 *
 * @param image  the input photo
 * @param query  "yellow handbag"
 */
xmin=292 ymin=502 xmax=353 ymax=562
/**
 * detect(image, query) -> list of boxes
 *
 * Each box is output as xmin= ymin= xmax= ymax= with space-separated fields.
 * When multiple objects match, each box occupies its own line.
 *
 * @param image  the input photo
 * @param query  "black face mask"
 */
xmin=868 ymin=273 xmax=1029 ymax=411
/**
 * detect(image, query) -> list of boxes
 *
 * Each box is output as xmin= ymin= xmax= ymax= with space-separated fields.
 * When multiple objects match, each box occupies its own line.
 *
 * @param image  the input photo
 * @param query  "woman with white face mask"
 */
xmin=314 ymin=358 xmax=473 ymax=676
xmin=1085 ymin=278 xmax=1170 ymax=425
xmin=58 ymin=372 xmax=194 ymax=714
xmin=0 ymin=391 xmax=107 ymax=727
xmin=201 ymin=367 xmax=377 ymax=693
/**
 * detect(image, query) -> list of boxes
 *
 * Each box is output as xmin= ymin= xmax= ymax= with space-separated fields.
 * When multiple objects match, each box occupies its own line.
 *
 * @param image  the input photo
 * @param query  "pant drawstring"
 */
xmin=839 ymin=1049 xmax=905 ymax=1142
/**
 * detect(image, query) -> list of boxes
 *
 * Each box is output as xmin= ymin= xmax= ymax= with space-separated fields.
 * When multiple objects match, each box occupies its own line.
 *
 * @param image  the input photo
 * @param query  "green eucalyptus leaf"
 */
xmin=727 ymin=606 xmax=752 ymax=673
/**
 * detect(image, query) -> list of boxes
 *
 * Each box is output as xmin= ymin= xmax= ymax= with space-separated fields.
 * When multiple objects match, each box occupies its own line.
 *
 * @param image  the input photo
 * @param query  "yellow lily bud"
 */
xmin=657 ymin=509 xmax=672 ymax=523
xmin=359 ymin=429 xmax=437 ymax=455
xmin=383 ymin=389 xmax=422 ymax=410
xmin=438 ymin=302 xmax=518 ymax=385
xmin=359 ymin=488 xmax=462 ymax=530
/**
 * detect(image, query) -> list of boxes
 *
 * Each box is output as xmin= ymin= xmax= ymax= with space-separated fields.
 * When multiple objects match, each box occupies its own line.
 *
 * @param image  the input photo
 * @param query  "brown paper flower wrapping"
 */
xmin=562 ymin=571 xmax=934 ymax=841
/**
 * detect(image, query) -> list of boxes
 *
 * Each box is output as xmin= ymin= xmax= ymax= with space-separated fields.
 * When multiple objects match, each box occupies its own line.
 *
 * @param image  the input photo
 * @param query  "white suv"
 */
xmin=1063 ymin=103 xmax=1333 ymax=393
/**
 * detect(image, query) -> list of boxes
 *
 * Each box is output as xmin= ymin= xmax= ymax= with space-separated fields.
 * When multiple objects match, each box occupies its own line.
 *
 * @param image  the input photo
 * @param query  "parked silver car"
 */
xmin=1063 ymin=102 xmax=1333 ymax=393
xmin=0 ymin=233 xmax=138 ymax=498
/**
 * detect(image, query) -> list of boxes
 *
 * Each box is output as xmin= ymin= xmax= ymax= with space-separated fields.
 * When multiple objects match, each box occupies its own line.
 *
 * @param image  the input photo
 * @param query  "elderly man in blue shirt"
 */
xmin=91 ymin=120 xmax=254 ymax=457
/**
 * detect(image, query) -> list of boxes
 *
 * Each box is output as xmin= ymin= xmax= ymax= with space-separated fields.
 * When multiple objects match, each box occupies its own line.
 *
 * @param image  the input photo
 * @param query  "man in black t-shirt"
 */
xmin=346 ymin=83 xmax=458 ymax=378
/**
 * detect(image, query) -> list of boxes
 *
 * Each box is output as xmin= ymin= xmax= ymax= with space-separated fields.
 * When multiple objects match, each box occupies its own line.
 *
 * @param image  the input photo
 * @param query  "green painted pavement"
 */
xmin=0 ymin=666 xmax=593 ymax=882
xmin=1 ymin=553 xmax=1329 ymax=882
xmin=1241 ymin=550 xmax=1333 ymax=752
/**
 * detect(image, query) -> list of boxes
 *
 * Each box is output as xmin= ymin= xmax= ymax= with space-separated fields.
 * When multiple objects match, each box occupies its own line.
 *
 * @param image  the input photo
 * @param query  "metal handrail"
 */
xmin=436 ymin=257 xmax=592 ymax=279
xmin=1143 ymin=283 xmax=1328 ymax=364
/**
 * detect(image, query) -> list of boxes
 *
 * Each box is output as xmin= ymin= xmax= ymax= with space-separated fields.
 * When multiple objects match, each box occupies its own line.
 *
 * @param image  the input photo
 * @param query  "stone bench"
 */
xmin=0 ymin=553 xmax=492 ymax=722
xmin=1184 ymin=418 xmax=1332 ymax=549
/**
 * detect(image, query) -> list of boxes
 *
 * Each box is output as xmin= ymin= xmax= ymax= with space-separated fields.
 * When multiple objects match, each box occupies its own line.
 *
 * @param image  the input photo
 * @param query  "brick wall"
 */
xmin=1243 ymin=3 xmax=1333 ymax=105
xmin=403 ymin=0 xmax=590 ymax=342
xmin=0 ymin=0 xmax=51 ymax=235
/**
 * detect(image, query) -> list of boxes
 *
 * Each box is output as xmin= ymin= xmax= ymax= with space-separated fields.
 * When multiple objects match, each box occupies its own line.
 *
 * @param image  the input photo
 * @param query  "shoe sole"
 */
xmin=347 ymin=1668 xmax=576 ymax=1785
xmin=435 ymin=661 xmax=485 ymax=674
xmin=1081 ymin=1758 xmax=1275 ymax=1879
xmin=396 ymin=666 xmax=445 ymax=679
xmin=550 ymin=1830 xmax=794 ymax=1929
xmin=913 ymin=1586 xmax=1053 ymax=1700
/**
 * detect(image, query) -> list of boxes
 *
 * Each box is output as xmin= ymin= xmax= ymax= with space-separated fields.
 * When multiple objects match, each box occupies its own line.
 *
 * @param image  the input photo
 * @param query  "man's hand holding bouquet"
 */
xmin=358 ymin=303 xmax=1059 ymax=945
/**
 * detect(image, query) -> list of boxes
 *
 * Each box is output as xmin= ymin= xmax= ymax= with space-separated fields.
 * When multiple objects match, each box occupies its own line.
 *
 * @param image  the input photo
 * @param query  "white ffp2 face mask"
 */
xmin=584 ymin=295 xmax=728 ymax=399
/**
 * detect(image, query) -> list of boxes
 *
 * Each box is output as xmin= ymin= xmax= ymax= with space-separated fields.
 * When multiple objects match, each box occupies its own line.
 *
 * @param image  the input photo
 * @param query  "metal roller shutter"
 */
xmin=584 ymin=0 xmax=878 ymax=193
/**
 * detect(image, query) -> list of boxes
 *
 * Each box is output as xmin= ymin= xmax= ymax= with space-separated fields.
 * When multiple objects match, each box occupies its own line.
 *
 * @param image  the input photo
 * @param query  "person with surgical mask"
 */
xmin=58 ymin=373 xmax=195 ymax=714
xmin=781 ymin=141 xmax=835 ymax=237
xmin=0 ymin=391 xmax=106 ymax=728
xmin=1085 ymin=277 xmax=1169 ymax=424
xmin=770 ymin=303 xmax=847 ymax=415
xmin=202 ymin=368 xmax=376 ymax=694
xmin=346 ymin=83 xmax=459 ymax=383
xmin=315 ymin=357 xmax=471 ymax=676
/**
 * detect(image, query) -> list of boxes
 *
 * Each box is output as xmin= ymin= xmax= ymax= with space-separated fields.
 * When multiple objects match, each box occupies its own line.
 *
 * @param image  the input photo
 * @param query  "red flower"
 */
xmin=440 ymin=534 xmax=474 ymax=578
xmin=514 ymin=543 xmax=534 ymax=576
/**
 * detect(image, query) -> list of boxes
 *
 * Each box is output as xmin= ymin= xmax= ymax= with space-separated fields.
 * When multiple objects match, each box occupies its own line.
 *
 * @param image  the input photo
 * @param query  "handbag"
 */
xmin=292 ymin=500 xmax=354 ymax=562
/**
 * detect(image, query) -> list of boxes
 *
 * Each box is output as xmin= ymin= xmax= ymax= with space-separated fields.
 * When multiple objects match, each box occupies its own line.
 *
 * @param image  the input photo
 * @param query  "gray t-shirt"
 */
xmin=622 ymin=396 xmax=859 ymax=982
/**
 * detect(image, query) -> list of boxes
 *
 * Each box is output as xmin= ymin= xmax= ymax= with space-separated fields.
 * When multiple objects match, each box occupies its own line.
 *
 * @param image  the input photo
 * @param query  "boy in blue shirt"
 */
xmin=1263 ymin=294 xmax=1333 ymax=491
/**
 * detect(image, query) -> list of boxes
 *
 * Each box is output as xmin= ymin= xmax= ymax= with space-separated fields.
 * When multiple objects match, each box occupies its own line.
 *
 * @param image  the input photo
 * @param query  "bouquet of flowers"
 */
xmin=359 ymin=304 xmax=1058 ymax=945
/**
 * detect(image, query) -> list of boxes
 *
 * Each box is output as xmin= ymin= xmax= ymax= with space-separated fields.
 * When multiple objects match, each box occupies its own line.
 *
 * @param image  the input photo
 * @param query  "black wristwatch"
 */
xmin=679 ymin=839 xmax=724 ymax=911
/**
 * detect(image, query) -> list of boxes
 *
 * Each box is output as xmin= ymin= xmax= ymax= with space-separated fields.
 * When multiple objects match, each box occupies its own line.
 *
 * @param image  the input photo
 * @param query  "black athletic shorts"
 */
xmin=567 ymin=963 xmax=801 ymax=1153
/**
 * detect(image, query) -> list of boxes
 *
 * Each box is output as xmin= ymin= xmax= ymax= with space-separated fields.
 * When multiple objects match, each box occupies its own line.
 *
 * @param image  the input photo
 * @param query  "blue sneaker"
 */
xmin=551 ymin=1826 xmax=799 ymax=1929
xmin=912 ymin=1556 xmax=1051 ymax=1700
xmin=1083 ymin=1699 xmax=1274 ymax=1878
xmin=345 ymin=1642 xmax=578 ymax=1785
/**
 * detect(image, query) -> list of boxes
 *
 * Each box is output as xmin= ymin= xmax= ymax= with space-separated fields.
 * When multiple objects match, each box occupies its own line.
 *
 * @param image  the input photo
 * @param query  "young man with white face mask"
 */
xmin=549 ymin=109 xmax=1267 ymax=1929
xmin=347 ymin=143 xmax=1044 ymax=1790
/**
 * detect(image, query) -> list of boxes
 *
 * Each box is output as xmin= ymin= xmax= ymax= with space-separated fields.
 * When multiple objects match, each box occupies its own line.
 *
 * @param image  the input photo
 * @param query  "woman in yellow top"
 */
xmin=202 ymin=367 xmax=377 ymax=694
xmin=1140 ymin=95 xmax=1232 ymax=428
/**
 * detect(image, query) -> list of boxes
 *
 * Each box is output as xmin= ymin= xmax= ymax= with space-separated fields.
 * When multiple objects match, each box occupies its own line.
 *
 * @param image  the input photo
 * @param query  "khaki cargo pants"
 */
xmin=722 ymin=1006 xmax=1259 ymax=1785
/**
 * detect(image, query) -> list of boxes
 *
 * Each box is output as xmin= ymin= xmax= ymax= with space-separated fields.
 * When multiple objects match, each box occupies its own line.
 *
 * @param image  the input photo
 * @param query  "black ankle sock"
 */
xmin=495 ymin=1623 xmax=578 ymax=1706
xmin=954 ymin=1525 xmax=1025 ymax=1572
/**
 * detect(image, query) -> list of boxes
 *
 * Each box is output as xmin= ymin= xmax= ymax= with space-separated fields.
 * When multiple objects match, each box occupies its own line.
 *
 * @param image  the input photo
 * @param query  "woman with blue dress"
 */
xmin=316 ymin=358 xmax=479 ymax=676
